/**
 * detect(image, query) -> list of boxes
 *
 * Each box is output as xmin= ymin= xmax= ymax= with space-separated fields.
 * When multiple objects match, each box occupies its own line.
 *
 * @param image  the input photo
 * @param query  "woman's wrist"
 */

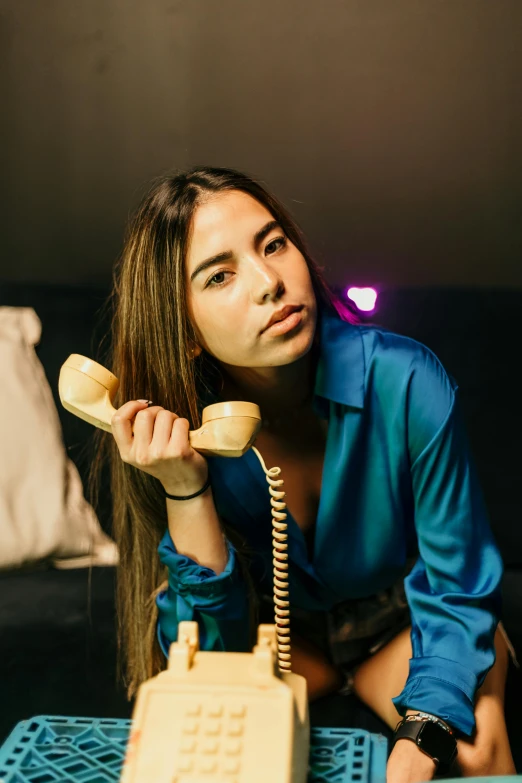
xmin=164 ymin=485 xmax=229 ymax=575
xmin=161 ymin=473 xmax=210 ymax=501
xmin=387 ymin=738 xmax=437 ymax=783
xmin=162 ymin=480 xmax=211 ymax=502
xmin=391 ymin=709 xmax=458 ymax=778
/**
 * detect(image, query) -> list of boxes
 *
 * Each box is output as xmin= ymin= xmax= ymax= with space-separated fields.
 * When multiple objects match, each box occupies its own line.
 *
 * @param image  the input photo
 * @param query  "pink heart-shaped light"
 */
xmin=346 ymin=287 xmax=378 ymax=312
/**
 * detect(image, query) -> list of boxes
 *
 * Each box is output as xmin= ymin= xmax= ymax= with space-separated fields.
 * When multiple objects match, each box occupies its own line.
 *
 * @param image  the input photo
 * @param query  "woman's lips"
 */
xmin=263 ymin=309 xmax=303 ymax=335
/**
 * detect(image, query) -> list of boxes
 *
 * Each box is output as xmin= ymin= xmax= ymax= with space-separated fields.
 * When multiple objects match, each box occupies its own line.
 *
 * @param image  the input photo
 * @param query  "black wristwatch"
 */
xmin=393 ymin=714 xmax=458 ymax=769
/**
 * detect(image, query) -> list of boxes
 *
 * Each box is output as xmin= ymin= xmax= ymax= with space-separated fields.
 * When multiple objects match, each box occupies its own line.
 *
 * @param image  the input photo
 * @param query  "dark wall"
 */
xmin=1 ymin=1 xmax=521 ymax=287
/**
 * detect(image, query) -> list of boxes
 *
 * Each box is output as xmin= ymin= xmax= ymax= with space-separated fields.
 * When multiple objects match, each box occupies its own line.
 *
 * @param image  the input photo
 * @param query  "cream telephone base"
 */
xmin=121 ymin=622 xmax=310 ymax=783
xmin=59 ymin=354 xmax=306 ymax=782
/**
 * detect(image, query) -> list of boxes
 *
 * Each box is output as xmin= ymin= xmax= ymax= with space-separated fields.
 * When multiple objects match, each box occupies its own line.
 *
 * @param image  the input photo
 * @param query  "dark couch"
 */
xmin=0 ymin=282 xmax=520 ymax=768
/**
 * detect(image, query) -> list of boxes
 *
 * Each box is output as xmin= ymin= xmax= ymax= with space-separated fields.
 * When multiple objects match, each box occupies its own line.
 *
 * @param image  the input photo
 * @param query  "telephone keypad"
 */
xmin=176 ymin=702 xmax=247 ymax=777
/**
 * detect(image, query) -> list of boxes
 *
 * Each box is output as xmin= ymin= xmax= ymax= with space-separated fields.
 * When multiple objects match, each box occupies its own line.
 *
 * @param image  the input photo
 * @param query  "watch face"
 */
xmin=418 ymin=720 xmax=456 ymax=762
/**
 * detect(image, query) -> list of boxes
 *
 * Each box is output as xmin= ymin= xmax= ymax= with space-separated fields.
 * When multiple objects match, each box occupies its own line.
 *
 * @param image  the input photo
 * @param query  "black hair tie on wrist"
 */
xmin=163 ymin=475 xmax=211 ymax=501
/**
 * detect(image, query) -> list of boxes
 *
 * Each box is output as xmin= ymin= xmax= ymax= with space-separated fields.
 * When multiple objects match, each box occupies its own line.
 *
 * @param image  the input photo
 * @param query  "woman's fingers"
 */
xmin=110 ymin=400 xmax=208 ymax=494
xmin=149 ymin=409 xmax=179 ymax=457
xmin=111 ymin=400 xmax=151 ymax=455
xmin=112 ymin=402 xmax=187 ymax=466
xmin=168 ymin=416 xmax=192 ymax=457
xmin=131 ymin=405 xmax=164 ymax=457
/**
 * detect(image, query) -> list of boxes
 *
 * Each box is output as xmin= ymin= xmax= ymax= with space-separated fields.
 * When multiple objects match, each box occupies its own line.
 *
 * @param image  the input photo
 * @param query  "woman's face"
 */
xmin=185 ymin=190 xmax=317 ymax=371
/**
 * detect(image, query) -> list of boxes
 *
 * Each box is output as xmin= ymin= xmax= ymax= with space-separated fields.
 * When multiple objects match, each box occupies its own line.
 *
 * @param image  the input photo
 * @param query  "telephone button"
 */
xmin=204 ymin=719 xmax=221 ymax=735
xmin=222 ymin=758 xmax=241 ymax=774
xmin=229 ymin=705 xmax=246 ymax=718
xmin=198 ymin=759 xmax=218 ymax=774
xmin=224 ymin=739 xmax=242 ymax=755
xmin=201 ymin=739 xmax=219 ymax=754
xmin=206 ymin=704 xmax=223 ymax=718
xmin=182 ymin=719 xmax=199 ymax=734
xmin=180 ymin=737 xmax=197 ymax=754
xmin=177 ymin=757 xmax=194 ymax=773
xmin=185 ymin=704 xmax=202 ymax=717
xmin=227 ymin=720 xmax=243 ymax=736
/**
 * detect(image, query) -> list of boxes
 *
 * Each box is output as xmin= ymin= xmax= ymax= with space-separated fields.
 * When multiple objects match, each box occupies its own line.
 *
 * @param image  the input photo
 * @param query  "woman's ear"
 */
xmin=189 ymin=342 xmax=202 ymax=359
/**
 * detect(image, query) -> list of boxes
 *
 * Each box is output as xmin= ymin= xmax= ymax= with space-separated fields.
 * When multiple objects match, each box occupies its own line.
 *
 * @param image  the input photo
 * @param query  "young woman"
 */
xmin=94 ymin=166 xmax=516 ymax=780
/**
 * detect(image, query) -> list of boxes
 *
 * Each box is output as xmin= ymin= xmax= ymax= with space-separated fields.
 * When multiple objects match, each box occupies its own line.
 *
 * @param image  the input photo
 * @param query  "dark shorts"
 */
xmin=259 ymin=571 xmax=412 ymax=696
xmin=259 ymin=568 xmax=519 ymax=696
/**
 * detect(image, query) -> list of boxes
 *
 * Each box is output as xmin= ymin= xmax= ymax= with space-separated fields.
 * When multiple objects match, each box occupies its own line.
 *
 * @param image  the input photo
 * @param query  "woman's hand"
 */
xmin=111 ymin=400 xmax=210 ymax=497
xmin=386 ymin=738 xmax=437 ymax=783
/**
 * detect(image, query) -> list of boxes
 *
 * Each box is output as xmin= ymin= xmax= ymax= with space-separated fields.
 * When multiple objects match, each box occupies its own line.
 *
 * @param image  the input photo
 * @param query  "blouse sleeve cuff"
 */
xmin=391 ymin=656 xmax=478 ymax=736
xmin=155 ymin=531 xmax=248 ymax=656
xmin=158 ymin=528 xmax=237 ymax=595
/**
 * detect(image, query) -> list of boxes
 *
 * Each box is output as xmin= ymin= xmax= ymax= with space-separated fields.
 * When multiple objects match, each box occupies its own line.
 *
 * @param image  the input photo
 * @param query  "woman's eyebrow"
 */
xmin=190 ymin=220 xmax=282 ymax=283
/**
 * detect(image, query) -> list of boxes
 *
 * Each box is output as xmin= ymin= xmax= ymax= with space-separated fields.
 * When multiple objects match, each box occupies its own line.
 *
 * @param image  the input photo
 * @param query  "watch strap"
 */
xmin=393 ymin=717 xmax=458 ymax=768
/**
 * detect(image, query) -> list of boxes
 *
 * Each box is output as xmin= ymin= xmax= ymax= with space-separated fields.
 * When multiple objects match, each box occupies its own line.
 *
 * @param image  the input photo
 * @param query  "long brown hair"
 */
xmin=89 ymin=165 xmax=357 ymax=699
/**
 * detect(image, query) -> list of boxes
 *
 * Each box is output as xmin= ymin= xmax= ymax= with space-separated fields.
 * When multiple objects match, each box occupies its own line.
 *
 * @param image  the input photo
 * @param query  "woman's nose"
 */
xmin=248 ymin=257 xmax=284 ymax=302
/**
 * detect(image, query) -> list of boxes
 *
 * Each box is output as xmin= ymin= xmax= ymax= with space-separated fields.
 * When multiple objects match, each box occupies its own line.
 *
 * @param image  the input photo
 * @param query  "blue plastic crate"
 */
xmin=0 ymin=716 xmax=388 ymax=783
xmin=309 ymin=727 xmax=387 ymax=783
xmin=0 ymin=717 xmax=129 ymax=783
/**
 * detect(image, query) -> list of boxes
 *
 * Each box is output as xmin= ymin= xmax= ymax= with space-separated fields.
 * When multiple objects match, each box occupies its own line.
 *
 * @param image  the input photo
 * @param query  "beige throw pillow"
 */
xmin=0 ymin=306 xmax=118 ymax=570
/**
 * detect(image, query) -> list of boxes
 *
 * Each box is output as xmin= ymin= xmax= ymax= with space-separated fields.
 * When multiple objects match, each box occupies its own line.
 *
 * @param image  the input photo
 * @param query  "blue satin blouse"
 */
xmin=156 ymin=306 xmax=503 ymax=736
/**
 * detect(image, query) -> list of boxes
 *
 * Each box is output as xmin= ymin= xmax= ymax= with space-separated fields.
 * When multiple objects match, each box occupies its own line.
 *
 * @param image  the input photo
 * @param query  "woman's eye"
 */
xmin=266 ymin=236 xmax=287 ymax=254
xmin=206 ymin=270 xmax=230 ymax=288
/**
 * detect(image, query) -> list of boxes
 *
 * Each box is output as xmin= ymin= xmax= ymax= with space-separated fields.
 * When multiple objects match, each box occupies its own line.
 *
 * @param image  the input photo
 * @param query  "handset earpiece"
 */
xmin=58 ymin=354 xmax=262 ymax=457
xmin=59 ymin=355 xmax=120 ymax=433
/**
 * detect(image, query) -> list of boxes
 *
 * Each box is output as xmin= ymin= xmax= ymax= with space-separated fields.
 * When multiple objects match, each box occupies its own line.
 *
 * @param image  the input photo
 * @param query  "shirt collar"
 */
xmin=313 ymin=307 xmax=366 ymax=409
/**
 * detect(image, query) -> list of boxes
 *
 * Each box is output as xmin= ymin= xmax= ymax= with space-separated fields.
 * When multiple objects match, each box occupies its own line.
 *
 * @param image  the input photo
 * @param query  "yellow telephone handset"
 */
xmin=58 ymin=354 xmax=262 ymax=457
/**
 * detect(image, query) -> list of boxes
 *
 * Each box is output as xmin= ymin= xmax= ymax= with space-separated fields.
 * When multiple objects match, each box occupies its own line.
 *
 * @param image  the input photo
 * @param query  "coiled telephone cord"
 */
xmin=251 ymin=446 xmax=291 ymax=674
